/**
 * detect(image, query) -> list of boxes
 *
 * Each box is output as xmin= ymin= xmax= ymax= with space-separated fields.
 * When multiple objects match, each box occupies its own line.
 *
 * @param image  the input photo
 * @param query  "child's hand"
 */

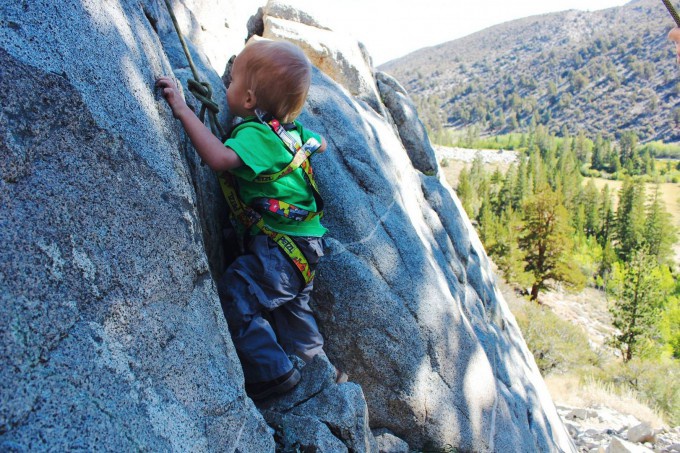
xmin=156 ymin=76 xmax=189 ymax=119
xmin=317 ymin=136 xmax=328 ymax=153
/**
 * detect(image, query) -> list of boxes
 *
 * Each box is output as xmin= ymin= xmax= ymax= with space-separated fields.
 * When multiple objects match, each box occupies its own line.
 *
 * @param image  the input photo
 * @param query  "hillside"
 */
xmin=380 ymin=0 xmax=680 ymax=143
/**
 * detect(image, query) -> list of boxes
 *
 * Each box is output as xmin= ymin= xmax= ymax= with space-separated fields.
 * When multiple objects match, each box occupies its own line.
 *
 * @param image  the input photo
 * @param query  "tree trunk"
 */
xmin=530 ymin=283 xmax=540 ymax=301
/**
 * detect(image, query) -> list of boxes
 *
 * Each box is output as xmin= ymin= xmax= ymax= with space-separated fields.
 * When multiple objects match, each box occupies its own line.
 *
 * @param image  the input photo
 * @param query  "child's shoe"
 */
xmin=245 ymin=368 xmax=301 ymax=401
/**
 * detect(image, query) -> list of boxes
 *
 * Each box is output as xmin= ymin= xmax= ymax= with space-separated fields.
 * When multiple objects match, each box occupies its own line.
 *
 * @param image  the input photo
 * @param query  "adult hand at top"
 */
xmin=668 ymin=27 xmax=680 ymax=64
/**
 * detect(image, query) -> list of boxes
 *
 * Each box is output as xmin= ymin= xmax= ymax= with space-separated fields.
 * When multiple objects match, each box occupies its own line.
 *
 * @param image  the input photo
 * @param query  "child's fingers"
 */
xmin=155 ymin=76 xmax=176 ymax=89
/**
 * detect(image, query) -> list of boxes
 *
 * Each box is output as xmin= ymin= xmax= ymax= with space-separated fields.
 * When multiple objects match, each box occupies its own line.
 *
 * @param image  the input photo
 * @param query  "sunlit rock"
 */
xmin=261 ymin=0 xmax=383 ymax=112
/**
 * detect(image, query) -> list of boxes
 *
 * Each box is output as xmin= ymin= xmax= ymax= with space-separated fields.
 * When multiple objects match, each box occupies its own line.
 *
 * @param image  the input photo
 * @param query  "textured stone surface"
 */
xmin=607 ymin=437 xmax=654 ymax=453
xmin=1 ymin=0 xmax=575 ymax=451
xmin=260 ymin=355 xmax=376 ymax=452
xmin=628 ymin=423 xmax=655 ymax=444
xmin=372 ymin=428 xmax=410 ymax=453
xmin=0 ymin=1 xmax=272 ymax=450
xmin=299 ymin=67 xmax=575 ymax=451
xmin=376 ymin=71 xmax=438 ymax=174
xmin=556 ymin=404 xmax=680 ymax=453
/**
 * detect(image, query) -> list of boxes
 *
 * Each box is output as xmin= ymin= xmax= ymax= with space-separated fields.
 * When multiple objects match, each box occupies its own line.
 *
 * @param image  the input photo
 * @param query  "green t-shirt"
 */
xmin=225 ymin=118 xmax=327 ymax=237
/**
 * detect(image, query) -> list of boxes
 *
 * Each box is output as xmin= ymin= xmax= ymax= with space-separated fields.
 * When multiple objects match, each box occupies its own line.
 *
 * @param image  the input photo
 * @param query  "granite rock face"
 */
xmin=0 ymin=0 xmax=271 ymax=450
xmin=2 ymin=0 xmax=574 ymax=452
xmin=300 ymin=68 xmax=575 ymax=452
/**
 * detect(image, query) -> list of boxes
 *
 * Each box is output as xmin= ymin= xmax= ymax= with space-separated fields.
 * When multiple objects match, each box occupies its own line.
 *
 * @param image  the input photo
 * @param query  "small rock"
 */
xmin=259 ymin=355 xmax=376 ymax=452
xmin=372 ymin=428 xmax=410 ymax=453
xmin=606 ymin=436 xmax=654 ymax=453
xmin=566 ymin=422 xmax=580 ymax=437
xmin=568 ymin=408 xmax=592 ymax=420
xmin=628 ymin=423 xmax=655 ymax=444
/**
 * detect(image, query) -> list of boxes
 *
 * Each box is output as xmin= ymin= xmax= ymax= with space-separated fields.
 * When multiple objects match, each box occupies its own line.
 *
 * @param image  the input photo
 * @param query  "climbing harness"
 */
xmin=662 ymin=0 xmax=680 ymax=27
xmin=217 ymin=110 xmax=324 ymax=285
xmin=161 ymin=0 xmax=323 ymax=285
xmin=251 ymin=109 xmax=324 ymax=219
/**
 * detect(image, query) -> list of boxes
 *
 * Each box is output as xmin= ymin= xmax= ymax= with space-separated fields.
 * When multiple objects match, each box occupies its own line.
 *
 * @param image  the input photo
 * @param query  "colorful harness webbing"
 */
xmin=252 ymin=109 xmax=325 ymax=222
xmin=217 ymin=111 xmax=324 ymax=285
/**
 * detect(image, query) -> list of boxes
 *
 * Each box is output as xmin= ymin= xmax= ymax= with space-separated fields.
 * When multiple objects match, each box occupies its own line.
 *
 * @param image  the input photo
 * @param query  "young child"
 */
xmin=156 ymin=40 xmax=343 ymax=400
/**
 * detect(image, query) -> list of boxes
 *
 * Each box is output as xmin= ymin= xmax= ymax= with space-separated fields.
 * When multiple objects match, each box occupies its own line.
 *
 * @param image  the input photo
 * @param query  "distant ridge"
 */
xmin=380 ymin=0 xmax=680 ymax=143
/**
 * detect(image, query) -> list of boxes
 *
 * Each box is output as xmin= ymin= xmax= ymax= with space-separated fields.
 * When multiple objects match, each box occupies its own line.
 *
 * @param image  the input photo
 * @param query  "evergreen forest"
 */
xmin=448 ymin=126 xmax=680 ymax=424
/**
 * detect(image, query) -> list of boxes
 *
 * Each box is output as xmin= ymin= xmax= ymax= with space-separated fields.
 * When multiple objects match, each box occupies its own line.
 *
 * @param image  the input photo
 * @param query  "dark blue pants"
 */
xmin=218 ymin=235 xmax=325 ymax=383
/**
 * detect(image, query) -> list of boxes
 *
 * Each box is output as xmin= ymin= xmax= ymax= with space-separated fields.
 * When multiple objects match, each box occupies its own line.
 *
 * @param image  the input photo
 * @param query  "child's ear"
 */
xmin=244 ymin=89 xmax=257 ymax=110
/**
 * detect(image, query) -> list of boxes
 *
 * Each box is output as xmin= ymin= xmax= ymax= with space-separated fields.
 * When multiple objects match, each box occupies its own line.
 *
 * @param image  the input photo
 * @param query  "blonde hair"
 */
xmin=241 ymin=40 xmax=311 ymax=123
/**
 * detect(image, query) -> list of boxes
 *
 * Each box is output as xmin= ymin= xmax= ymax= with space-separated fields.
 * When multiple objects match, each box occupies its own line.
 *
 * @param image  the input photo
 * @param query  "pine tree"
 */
xmin=574 ymin=131 xmax=593 ymax=165
xmin=556 ymin=146 xmax=582 ymax=210
xmin=497 ymin=164 xmax=516 ymax=216
xmin=519 ymin=187 xmax=585 ymax=301
xmin=477 ymin=197 xmax=495 ymax=246
xmin=490 ymin=209 xmax=529 ymax=285
xmin=512 ymin=156 xmax=529 ymax=210
xmin=609 ymin=247 xmax=664 ymax=362
xmin=592 ymin=134 xmax=604 ymax=170
xmin=644 ymin=185 xmax=677 ymax=262
xmin=582 ymin=180 xmax=601 ymax=237
xmin=615 ymin=178 xmax=646 ymax=261
xmin=456 ymin=167 xmax=474 ymax=218
xmin=598 ymin=239 xmax=617 ymax=288
xmin=618 ymin=131 xmax=639 ymax=172
xmin=528 ymin=148 xmax=547 ymax=195
xmin=598 ymin=185 xmax=616 ymax=247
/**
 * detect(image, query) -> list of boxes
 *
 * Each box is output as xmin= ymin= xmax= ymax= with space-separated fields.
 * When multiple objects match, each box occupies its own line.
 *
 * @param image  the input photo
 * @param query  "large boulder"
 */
xmin=376 ymin=71 xmax=438 ymax=174
xmin=0 ymin=0 xmax=271 ymax=450
xmin=1 ymin=0 xmax=575 ymax=451
xmin=261 ymin=0 xmax=383 ymax=112
xmin=299 ymin=68 xmax=575 ymax=451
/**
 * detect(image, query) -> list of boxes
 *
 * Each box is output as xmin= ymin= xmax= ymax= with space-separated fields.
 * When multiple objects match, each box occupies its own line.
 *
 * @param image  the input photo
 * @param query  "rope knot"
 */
xmin=188 ymin=79 xmax=220 ymax=114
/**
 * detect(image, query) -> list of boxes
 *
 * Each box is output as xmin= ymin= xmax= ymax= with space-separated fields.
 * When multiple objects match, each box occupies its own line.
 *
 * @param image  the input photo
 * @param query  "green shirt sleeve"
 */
xmin=225 ymin=123 xmax=281 ymax=182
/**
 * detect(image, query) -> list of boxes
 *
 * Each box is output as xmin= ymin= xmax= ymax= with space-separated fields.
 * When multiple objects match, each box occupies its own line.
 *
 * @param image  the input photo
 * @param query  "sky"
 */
xmin=295 ymin=0 xmax=632 ymax=65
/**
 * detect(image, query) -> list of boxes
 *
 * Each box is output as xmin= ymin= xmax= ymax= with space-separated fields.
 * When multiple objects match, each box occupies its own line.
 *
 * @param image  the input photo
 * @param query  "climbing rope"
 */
xmin=162 ymin=0 xmax=226 ymax=140
xmin=663 ymin=0 xmax=680 ymax=27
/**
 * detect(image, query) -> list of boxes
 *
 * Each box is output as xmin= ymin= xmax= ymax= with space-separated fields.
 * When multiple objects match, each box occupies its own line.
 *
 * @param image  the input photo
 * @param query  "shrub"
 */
xmin=513 ymin=301 xmax=599 ymax=375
